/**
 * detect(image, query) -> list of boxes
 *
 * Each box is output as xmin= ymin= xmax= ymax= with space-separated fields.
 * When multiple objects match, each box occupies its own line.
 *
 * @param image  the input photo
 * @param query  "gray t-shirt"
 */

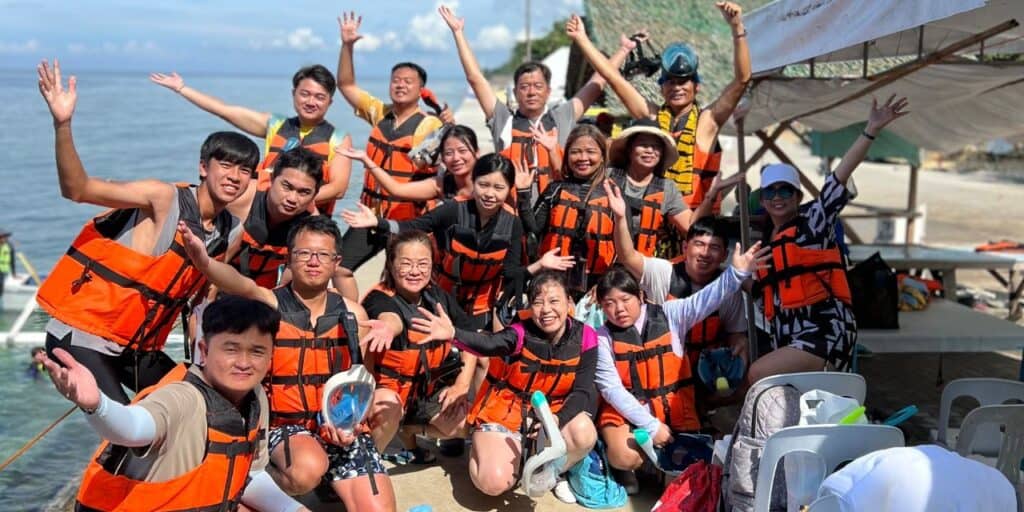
xmin=488 ymin=99 xmax=577 ymax=151
xmin=621 ymin=175 xmax=687 ymax=218
xmin=640 ymin=256 xmax=746 ymax=333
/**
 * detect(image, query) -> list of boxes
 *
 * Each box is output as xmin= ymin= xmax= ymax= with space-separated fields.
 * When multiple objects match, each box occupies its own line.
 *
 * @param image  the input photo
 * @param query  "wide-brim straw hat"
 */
xmin=607 ymin=119 xmax=679 ymax=171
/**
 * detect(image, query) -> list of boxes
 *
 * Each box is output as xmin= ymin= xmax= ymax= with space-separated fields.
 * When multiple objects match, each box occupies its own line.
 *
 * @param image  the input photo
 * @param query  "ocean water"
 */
xmin=0 ymin=69 xmax=467 ymax=510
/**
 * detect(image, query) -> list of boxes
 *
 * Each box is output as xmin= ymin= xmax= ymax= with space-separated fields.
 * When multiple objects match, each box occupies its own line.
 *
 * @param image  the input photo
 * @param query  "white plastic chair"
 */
xmin=955 ymin=404 xmax=1024 ymax=490
xmin=936 ymin=378 xmax=1024 ymax=455
xmin=751 ymin=371 xmax=867 ymax=405
xmin=752 ymin=424 xmax=905 ymax=512
xmin=806 ymin=495 xmax=843 ymax=512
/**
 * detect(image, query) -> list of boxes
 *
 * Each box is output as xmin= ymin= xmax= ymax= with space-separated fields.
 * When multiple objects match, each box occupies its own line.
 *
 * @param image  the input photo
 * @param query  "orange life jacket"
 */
xmin=230 ymin=190 xmax=307 ymax=289
xmin=37 ymin=185 xmax=232 ymax=351
xmin=268 ymin=287 xmax=357 ymax=430
xmin=756 ymin=224 xmax=853 ymax=320
xmin=657 ymin=105 xmax=723 ymax=212
xmin=436 ymin=198 xmax=518 ymax=317
xmin=604 ymin=304 xmax=698 ymax=432
xmin=76 ymin=364 xmax=262 ymax=512
xmin=469 ymin=319 xmax=593 ymax=432
xmin=362 ymin=111 xmax=438 ymax=221
xmin=609 ymin=168 xmax=666 ymax=257
xmin=257 ymin=117 xmax=336 ymax=215
xmin=539 ymin=181 xmax=616 ymax=276
xmin=365 ymin=284 xmax=456 ymax=407
xmin=498 ymin=112 xmax=561 ymax=194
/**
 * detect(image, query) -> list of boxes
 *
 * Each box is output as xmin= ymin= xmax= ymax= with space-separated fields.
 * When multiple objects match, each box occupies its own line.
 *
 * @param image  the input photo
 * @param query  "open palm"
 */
xmin=150 ymin=72 xmax=185 ymax=92
xmin=338 ymin=11 xmax=364 ymax=45
xmin=37 ymin=60 xmax=77 ymax=124
xmin=866 ymin=95 xmax=910 ymax=132
xmin=43 ymin=348 xmax=101 ymax=410
xmin=731 ymin=241 xmax=771 ymax=274
xmin=438 ymin=6 xmax=464 ymax=33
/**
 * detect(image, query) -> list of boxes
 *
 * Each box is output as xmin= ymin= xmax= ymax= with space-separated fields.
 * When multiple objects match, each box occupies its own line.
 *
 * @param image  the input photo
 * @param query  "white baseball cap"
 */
xmin=760 ymin=163 xmax=801 ymax=190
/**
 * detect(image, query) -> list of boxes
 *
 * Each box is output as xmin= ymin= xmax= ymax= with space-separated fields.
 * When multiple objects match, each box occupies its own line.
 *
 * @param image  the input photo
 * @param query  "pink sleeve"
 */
xmin=580 ymin=323 xmax=598 ymax=352
xmin=510 ymin=323 xmax=526 ymax=356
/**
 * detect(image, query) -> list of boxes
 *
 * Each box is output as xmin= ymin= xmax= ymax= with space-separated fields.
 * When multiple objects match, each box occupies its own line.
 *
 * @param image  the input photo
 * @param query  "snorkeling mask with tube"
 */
xmin=409 ymin=88 xmax=450 ymax=168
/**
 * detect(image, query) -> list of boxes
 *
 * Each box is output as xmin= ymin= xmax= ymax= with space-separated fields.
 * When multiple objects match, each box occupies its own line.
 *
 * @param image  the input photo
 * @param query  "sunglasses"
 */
xmin=762 ymin=185 xmax=798 ymax=200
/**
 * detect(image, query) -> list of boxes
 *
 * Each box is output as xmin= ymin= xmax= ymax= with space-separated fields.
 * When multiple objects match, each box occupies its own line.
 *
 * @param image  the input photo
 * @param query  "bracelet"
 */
xmin=862 ymin=131 xmax=876 ymax=140
xmin=733 ymin=31 xmax=747 ymax=38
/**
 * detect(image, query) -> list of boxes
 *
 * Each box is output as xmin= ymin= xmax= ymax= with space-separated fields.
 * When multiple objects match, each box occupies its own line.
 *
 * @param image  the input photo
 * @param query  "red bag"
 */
xmin=651 ymin=461 xmax=723 ymax=512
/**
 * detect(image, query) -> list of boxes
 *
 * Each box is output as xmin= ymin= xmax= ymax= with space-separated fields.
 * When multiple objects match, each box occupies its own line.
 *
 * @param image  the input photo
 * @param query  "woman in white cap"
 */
xmin=605 ymin=120 xmax=691 ymax=257
xmin=748 ymin=96 xmax=908 ymax=382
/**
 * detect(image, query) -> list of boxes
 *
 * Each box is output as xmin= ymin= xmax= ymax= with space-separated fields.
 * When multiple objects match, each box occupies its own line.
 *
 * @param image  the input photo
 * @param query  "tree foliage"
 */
xmin=488 ymin=20 xmax=571 ymax=75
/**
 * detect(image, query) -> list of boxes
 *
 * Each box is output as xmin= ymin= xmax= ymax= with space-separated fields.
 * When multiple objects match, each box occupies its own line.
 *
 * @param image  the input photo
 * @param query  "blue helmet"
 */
xmin=659 ymin=42 xmax=701 ymax=85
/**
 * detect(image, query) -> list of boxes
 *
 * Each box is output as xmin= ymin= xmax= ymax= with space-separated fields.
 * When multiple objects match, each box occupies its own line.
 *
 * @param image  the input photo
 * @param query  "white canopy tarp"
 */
xmin=735 ymin=63 xmax=1024 ymax=151
xmin=746 ymin=0 xmax=1024 ymax=74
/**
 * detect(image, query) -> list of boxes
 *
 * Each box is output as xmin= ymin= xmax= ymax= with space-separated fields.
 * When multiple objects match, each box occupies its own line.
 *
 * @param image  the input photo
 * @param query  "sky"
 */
xmin=0 ymin=0 xmax=583 ymax=78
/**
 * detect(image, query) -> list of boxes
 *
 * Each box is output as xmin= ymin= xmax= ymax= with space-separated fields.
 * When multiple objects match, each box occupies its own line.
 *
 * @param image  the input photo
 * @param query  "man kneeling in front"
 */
xmin=44 ymin=295 xmax=311 ymax=512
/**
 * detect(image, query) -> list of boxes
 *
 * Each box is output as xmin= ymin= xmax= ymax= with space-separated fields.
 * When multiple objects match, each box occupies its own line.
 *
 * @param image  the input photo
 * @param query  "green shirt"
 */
xmin=0 ymin=243 xmax=11 ymax=274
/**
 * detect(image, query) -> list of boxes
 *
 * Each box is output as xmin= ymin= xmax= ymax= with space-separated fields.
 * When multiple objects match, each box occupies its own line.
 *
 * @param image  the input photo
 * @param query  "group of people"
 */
xmin=33 ymin=3 xmax=909 ymax=511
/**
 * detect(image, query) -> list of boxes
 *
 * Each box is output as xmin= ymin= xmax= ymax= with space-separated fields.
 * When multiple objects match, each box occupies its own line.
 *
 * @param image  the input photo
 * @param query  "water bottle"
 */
xmin=633 ymin=428 xmax=660 ymax=466
xmin=408 ymin=505 xmax=433 ymax=512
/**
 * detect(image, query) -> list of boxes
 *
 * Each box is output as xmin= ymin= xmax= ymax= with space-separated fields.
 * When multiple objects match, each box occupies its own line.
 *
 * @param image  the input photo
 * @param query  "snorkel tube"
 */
xmin=521 ymin=391 xmax=568 ymax=497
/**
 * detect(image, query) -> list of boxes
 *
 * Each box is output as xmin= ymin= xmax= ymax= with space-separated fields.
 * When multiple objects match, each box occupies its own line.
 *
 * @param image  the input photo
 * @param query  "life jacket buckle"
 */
xmin=71 ymin=263 xmax=94 ymax=292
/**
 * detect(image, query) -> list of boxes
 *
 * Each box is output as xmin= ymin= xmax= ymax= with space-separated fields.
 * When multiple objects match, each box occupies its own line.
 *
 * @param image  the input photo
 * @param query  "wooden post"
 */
xmin=905 ymin=165 xmax=919 ymax=246
xmin=736 ymin=117 xmax=759 ymax=363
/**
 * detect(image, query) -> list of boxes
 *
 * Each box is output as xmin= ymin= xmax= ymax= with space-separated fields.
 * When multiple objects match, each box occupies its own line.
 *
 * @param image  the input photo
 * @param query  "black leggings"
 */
xmin=45 ymin=332 xmax=177 ymax=404
xmin=340 ymin=227 xmax=389 ymax=271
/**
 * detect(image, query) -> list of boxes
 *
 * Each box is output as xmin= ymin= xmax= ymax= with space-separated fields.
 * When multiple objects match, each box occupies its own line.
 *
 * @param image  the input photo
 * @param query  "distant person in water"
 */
xmin=0 ymin=229 xmax=16 ymax=299
xmin=27 ymin=347 xmax=47 ymax=379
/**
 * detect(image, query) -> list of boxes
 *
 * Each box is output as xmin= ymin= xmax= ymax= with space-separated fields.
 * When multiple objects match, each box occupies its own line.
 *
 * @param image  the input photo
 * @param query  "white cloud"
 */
xmin=286 ymin=27 xmax=325 ymax=51
xmin=475 ymin=24 xmax=515 ymax=51
xmin=0 ymin=39 xmax=38 ymax=54
xmin=252 ymin=27 xmax=326 ymax=52
xmin=406 ymin=0 xmax=458 ymax=51
xmin=359 ymin=33 xmax=383 ymax=52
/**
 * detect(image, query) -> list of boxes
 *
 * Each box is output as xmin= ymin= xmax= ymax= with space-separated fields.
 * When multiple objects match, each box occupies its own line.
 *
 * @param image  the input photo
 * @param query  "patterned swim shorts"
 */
xmin=268 ymin=424 xmax=388 ymax=482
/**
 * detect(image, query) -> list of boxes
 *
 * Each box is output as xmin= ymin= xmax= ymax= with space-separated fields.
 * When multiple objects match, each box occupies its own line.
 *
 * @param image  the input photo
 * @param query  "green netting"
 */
xmin=810 ymin=122 xmax=921 ymax=167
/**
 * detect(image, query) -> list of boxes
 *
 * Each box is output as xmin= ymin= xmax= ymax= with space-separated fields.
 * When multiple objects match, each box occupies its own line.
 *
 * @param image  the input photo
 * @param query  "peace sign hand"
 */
xmin=410 ymin=303 xmax=456 ymax=342
xmin=37 ymin=59 xmax=77 ymax=125
xmin=565 ymin=14 xmax=587 ymax=42
xmin=43 ymin=348 xmax=101 ymax=411
xmin=338 ymin=11 xmax=364 ymax=45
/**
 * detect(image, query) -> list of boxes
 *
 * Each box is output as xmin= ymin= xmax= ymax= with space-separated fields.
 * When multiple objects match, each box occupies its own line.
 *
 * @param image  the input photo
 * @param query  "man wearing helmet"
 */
xmin=566 ymin=1 xmax=750 ymax=234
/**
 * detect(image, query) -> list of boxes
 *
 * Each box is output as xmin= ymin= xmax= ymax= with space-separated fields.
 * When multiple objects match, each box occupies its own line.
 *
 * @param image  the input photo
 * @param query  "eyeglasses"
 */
xmin=396 ymin=260 xmax=432 ymax=274
xmin=762 ymin=185 xmax=797 ymax=200
xmin=292 ymin=249 xmax=339 ymax=263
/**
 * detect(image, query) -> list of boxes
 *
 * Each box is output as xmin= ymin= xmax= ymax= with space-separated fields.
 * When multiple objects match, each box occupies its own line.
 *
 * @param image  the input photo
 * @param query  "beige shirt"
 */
xmin=128 ymin=365 xmax=269 ymax=481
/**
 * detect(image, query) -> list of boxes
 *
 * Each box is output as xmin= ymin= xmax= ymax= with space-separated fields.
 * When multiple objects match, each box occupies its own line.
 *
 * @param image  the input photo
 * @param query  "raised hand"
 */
xmin=340 ymin=203 xmax=379 ymax=229
xmin=619 ymin=30 xmax=648 ymax=52
xmin=602 ymin=178 xmax=627 ymax=219
xmin=177 ymin=221 xmax=210 ymax=268
xmin=514 ymin=154 xmax=536 ymax=190
xmin=43 ymin=348 xmax=101 ymax=411
xmin=359 ymin=319 xmax=394 ymax=353
xmin=438 ymin=5 xmax=464 ymax=33
xmin=565 ymin=14 xmax=587 ymax=42
xmin=338 ymin=11 xmax=364 ymax=45
xmin=337 ymin=145 xmax=370 ymax=164
xmin=149 ymin=72 xmax=185 ymax=93
xmin=410 ymin=303 xmax=456 ymax=342
xmin=866 ymin=95 xmax=909 ymax=133
xmin=715 ymin=1 xmax=744 ymax=28
xmin=37 ymin=59 xmax=77 ymax=125
xmin=710 ymin=171 xmax=746 ymax=196
xmin=537 ymin=248 xmax=575 ymax=272
xmin=530 ymin=124 xmax=558 ymax=153
xmin=731 ymin=241 xmax=771 ymax=275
